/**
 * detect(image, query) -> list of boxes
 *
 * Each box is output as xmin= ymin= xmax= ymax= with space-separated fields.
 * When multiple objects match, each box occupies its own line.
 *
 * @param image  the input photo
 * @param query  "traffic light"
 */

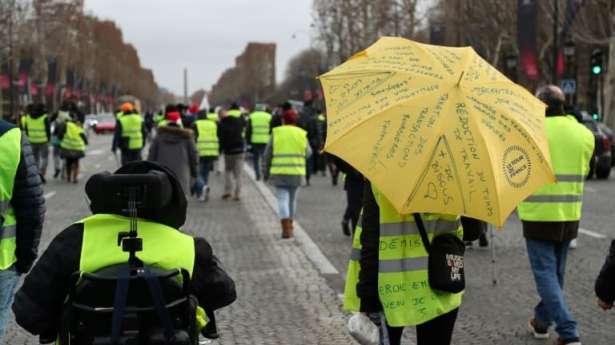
xmin=591 ymin=49 xmax=604 ymax=75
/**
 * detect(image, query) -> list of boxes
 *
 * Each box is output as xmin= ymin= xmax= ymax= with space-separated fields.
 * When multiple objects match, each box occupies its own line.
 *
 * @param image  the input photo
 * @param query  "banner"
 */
xmin=517 ymin=0 xmax=540 ymax=80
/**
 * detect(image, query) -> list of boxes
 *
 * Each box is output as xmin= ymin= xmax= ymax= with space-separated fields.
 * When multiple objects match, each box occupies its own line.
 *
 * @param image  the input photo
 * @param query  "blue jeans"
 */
xmin=251 ymin=144 xmax=266 ymax=180
xmin=275 ymin=186 xmax=299 ymax=219
xmin=199 ymin=157 xmax=216 ymax=186
xmin=526 ymin=238 xmax=578 ymax=341
xmin=0 ymin=266 xmax=20 ymax=342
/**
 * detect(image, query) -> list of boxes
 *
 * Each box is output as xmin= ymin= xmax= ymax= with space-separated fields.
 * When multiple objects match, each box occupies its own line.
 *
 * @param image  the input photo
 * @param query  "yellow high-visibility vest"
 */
xmin=60 ymin=122 xmax=86 ymax=152
xmin=118 ymin=114 xmax=144 ymax=150
xmin=343 ymin=212 xmax=363 ymax=312
xmin=0 ymin=123 xmax=20 ymax=269
xmin=77 ymin=214 xmax=208 ymax=329
xmin=374 ymin=187 xmax=463 ymax=327
xmin=24 ymin=114 xmax=49 ymax=144
xmin=195 ymin=119 xmax=219 ymax=157
xmin=518 ymin=115 xmax=594 ymax=221
xmin=249 ymin=111 xmax=272 ymax=144
xmin=270 ymin=126 xmax=307 ymax=176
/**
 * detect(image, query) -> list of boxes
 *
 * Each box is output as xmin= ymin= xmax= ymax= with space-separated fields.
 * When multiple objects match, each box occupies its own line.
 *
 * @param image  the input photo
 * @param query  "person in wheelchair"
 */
xmin=12 ymin=161 xmax=236 ymax=344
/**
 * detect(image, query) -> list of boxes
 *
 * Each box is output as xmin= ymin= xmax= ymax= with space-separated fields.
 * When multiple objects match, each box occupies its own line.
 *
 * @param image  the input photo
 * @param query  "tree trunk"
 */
xmin=603 ymin=35 xmax=615 ymax=131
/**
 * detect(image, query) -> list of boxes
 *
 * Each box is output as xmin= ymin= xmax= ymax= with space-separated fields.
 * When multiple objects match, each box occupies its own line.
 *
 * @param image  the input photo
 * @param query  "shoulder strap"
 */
xmin=413 ymin=213 xmax=431 ymax=254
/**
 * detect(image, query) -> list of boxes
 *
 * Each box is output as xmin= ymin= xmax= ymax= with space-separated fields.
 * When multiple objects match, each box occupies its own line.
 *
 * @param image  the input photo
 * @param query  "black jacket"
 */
xmin=12 ymin=223 xmax=236 ymax=337
xmin=297 ymin=106 xmax=320 ymax=148
xmin=1 ymin=120 xmax=45 ymax=274
xmin=357 ymin=181 xmax=482 ymax=313
xmin=217 ymin=115 xmax=245 ymax=154
xmin=596 ymin=239 xmax=615 ymax=304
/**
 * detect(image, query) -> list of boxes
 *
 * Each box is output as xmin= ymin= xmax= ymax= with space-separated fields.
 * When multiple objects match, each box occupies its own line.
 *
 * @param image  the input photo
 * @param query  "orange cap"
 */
xmin=120 ymin=102 xmax=134 ymax=112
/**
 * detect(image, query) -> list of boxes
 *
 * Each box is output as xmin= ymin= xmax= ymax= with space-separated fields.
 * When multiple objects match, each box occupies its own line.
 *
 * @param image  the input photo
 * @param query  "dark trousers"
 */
xmin=382 ymin=308 xmax=458 ymax=345
xmin=121 ymin=149 xmax=142 ymax=166
xmin=199 ymin=156 xmax=216 ymax=186
xmin=344 ymin=180 xmax=364 ymax=230
xmin=251 ymin=143 xmax=266 ymax=180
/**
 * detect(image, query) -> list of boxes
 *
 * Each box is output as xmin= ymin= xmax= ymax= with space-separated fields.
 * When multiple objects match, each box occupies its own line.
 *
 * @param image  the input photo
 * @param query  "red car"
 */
xmin=94 ymin=114 xmax=116 ymax=134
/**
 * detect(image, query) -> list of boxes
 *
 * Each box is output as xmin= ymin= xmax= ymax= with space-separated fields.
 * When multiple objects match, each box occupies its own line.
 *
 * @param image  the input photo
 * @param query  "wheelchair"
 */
xmin=53 ymin=171 xmax=201 ymax=345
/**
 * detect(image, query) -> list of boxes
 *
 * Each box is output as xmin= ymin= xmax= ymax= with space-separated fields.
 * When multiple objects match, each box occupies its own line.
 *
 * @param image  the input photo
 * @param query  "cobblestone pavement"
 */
xmin=4 ymin=135 xmax=355 ymax=344
xmin=290 ymin=170 xmax=615 ymax=345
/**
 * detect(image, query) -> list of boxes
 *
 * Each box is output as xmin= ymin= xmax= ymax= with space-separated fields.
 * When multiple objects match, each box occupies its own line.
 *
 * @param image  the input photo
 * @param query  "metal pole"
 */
xmin=552 ymin=0 xmax=559 ymax=84
xmin=183 ymin=68 xmax=188 ymax=104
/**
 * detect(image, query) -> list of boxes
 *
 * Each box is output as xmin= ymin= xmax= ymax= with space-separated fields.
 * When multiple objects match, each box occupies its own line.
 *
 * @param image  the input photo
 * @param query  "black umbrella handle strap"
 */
xmin=413 ymin=213 xmax=431 ymax=254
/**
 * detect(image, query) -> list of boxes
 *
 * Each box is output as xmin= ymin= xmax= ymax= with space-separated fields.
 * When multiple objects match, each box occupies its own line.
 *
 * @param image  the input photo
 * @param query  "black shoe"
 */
xmin=53 ymin=169 xmax=60 ymax=178
xmin=341 ymin=219 xmax=351 ymax=236
xmin=464 ymin=241 xmax=474 ymax=248
xmin=39 ymin=174 xmax=46 ymax=184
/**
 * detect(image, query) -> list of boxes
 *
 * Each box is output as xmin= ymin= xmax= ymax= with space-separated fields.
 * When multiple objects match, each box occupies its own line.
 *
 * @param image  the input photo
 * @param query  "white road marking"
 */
xmin=243 ymin=164 xmax=339 ymax=275
xmin=43 ymin=191 xmax=56 ymax=200
xmin=87 ymin=149 xmax=104 ymax=156
xmin=579 ymin=228 xmax=606 ymax=239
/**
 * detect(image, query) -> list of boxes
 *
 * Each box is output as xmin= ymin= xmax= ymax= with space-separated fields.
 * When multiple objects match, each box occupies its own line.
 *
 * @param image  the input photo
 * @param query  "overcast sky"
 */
xmin=84 ymin=0 xmax=313 ymax=96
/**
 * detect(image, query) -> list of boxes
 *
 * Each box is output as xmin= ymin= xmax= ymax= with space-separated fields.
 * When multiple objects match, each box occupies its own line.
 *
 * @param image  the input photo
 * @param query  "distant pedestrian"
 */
xmin=263 ymin=109 xmax=311 ymax=239
xmin=22 ymin=103 xmax=51 ymax=183
xmin=517 ymin=85 xmax=594 ymax=345
xmin=58 ymin=114 xmax=88 ymax=184
xmin=0 ymin=119 xmax=44 ymax=342
xmin=334 ymin=157 xmax=364 ymax=237
xmin=112 ymin=104 xmax=146 ymax=165
xmin=246 ymin=105 xmax=272 ymax=180
xmin=218 ymin=104 xmax=246 ymax=201
xmin=148 ymin=105 xmax=198 ymax=195
xmin=297 ymin=100 xmax=320 ymax=186
xmin=193 ymin=110 xmax=219 ymax=201
xmin=50 ymin=103 xmax=73 ymax=179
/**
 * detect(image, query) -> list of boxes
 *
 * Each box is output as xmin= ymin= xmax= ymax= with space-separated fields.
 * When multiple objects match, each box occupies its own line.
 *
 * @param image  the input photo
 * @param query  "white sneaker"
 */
xmin=198 ymin=185 xmax=207 ymax=202
xmin=569 ymin=239 xmax=577 ymax=249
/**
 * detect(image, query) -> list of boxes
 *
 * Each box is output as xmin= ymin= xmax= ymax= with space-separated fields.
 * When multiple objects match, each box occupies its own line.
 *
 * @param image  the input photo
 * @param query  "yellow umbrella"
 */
xmin=320 ymin=37 xmax=556 ymax=227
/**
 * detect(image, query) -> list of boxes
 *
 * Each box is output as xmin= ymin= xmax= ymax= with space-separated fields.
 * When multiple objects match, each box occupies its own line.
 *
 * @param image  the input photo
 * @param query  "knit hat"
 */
xmin=282 ymin=109 xmax=297 ymax=124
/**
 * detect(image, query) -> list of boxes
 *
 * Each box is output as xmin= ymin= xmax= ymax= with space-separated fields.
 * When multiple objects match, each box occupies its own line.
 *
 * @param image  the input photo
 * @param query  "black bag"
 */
xmin=414 ymin=213 xmax=465 ymax=293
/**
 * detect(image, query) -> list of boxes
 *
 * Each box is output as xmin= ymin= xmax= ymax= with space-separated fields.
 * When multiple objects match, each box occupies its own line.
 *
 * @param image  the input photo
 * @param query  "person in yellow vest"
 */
xmin=12 ymin=161 xmax=236 ymax=342
xmin=59 ymin=114 xmax=88 ymax=183
xmin=358 ymin=180 xmax=465 ymax=345
xmin=0 ymin=119 xmax=45 ymax=342
xmin=206 ymin=107 xmax=219 ymax=122
xmin=193 ymin=111 xmax=219 ymax=201
xmin=263 ymin=109 xmax=311 ymax=239
xmin=116 ymin=102 xmax=133 ymax=120
xmin=112 ymin=104 xmax=146 ymax=165
xmin=517 ymin=85 xmax=593 ymax=345
xmin=246 ymin=105 xmax=272 ymax=180
xmin=22 ymin=103 xmax=51 ymax=183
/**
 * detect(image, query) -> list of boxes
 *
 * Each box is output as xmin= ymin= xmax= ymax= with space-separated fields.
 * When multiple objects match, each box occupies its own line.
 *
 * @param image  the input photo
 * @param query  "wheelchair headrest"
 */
xmin=85 ymin=161 xmax=187 ymax=229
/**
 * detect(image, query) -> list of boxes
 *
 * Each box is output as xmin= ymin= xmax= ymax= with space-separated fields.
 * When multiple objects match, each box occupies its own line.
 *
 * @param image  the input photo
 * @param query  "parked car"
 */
xmin=596 ymin=122 xmax=615 ymax=166
xmin=94 ymin=114 xmax=116 ymax=134
xmin=580 ymin=112 xmax=611 ymax=179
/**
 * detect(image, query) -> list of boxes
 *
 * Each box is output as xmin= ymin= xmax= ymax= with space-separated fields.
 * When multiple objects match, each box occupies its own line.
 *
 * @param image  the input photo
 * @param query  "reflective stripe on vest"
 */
xmin=119 ymin=114 xmax=144 ymax=150
xmin=60 ymin=122 xmax=85 ymax=151
xmin=77 ymin=214 xmax=207 ymax=329
xmin=249 ymin=111 xmax=272 ymax=144
xmin=25 ymin=114 xmax=49 ymax=144
xmin=196 ymin=120 xmax=219 ymax=157
xmin=518 ymin=115 xmax=594 ymax=222
xmin=343 ymin=212 xmax=363 ymax=312
xmin=0 ymin=127 xmax=21 ymax=269
xmin=270 ymin=126 xmax=307 ymax=176
xmin=374 ymin=187 xmax=463 ymax=327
